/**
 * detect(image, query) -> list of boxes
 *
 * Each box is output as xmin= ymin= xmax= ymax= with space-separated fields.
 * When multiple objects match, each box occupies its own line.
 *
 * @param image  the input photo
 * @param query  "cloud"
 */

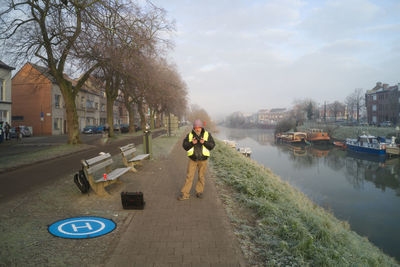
xmin=151 ymin=0 xmax=400 ymax=118
xmin=299 ymin=0 xmax=384 ymax=41
xmin=198 ymin=62 xmax=229 ymax=73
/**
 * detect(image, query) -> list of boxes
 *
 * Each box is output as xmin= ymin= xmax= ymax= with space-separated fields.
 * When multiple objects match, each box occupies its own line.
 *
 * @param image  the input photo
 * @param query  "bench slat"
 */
xmin=85 ymin=153 xmax=111 ymax=166
xmin=87 ymin=158 xmax=114 ymax=174
xmin=120 ymin=144 xmax=135 ymax=152
xmin=122 ymin=148 xmax=136 ymax=157
xmin=129 ymin=154 xmax=150 ymax=162
xmin=94 ymin=167 xmax=131 ymax=183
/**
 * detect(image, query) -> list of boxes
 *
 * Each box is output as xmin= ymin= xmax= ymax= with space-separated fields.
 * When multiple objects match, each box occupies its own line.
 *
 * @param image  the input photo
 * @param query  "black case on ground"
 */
xmin=121 ymin=192 xmax=145 ymax=210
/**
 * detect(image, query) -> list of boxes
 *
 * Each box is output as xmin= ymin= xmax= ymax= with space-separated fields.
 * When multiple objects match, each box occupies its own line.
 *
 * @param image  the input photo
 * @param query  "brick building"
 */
xmin=365 ymin=82 xmax=400 ymax=125
xmin=12 ymin=62 xmax=129 ymax=135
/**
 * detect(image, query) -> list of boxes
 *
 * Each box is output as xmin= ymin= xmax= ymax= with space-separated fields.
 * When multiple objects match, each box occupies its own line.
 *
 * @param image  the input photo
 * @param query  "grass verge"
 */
xmin=0 ymin=144 xmax=92 ymax=171
xmin=210 ymin=139 xmax=399 ymax=266
xmin=0 ymin=130 xmax=184 ymax=266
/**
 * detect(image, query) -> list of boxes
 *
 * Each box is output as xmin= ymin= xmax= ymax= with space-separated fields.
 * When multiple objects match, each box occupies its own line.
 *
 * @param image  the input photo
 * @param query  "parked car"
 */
xmin=113 ymin=124 xmax=120 ymax=132
xmin=379 ymin=121 xmax=393 ymax=127
xmin=9 ymin=126 xmax=31 ymax=138
xmin=96 ymin=125 xmax=105 ymax=133
xmin=21 ymin=126 xmax=32 ymax=137
xmin=9 ymin=127 xmax=17 ymax=138
xmin=82 ymin=126 xmax=97 ymax=134
xmin=120 ymin=124 xmax=129 ymax=133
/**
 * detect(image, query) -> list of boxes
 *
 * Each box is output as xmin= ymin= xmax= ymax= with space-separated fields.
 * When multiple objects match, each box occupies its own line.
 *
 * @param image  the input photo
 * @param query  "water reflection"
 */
xmin=217 ymin=127 xmax=400 ymax=260
xmin=228 ymin=128 xmax=400 ymax=194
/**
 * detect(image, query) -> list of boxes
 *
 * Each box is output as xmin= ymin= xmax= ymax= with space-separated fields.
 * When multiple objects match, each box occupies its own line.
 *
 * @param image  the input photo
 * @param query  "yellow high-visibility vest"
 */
xmin=187 ymin=131 xmax=210 ymax=157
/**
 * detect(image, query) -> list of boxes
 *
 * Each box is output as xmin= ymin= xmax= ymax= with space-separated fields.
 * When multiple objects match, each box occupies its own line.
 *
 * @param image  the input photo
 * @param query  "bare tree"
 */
xmin=353 ymin=88 xmax=365 ymax=123
xmin=0 ymin=0 xmax=112 ymax=144
xmin=290 ymin=98 xmax=315 ymax=126
xmin=330 ymin=101 xmax=345 ymax=121
xmin=89 ymin=1 xmax=174 ymax=134
xmin=345 ymin=94 xmax=356 ymax=121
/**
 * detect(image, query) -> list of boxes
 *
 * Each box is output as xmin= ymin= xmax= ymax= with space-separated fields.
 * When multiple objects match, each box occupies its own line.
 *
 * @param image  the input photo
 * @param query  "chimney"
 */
xmin=376 ymin=82 xmax=382 ymax=87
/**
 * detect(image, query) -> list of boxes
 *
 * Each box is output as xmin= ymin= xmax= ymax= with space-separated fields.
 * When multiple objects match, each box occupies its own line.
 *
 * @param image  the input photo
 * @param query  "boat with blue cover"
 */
xmin=346 ymin=135 xmax=386 ymax=156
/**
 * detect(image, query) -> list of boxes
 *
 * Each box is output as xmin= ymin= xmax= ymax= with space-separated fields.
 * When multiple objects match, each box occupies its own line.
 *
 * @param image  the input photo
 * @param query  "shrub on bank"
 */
xmin=210 ymin=140 xmax=398 ymax=266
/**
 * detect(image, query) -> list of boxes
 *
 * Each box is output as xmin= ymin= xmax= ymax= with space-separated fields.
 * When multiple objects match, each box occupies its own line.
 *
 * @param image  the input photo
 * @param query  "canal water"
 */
xmin=216 ymin=126 xmax=400 ymax=261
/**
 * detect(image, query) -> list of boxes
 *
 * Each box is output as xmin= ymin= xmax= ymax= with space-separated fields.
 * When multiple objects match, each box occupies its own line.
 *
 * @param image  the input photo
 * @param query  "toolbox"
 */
xmin=121 ymin=192 xmax=145 ymax=210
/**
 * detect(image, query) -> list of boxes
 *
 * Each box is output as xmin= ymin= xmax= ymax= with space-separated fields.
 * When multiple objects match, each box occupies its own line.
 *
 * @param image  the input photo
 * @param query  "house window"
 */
xmin=55 ymin=94 xmax=61 ymax=108
xmin=81 ymin=96 xmax=85 ymax=108
xmin=54 ymin=118 xmax=62 ymax=130
xmin=95 ymin=102 xmax=99 ymax=110
xmin=86 ymin=100 xmax=94 ymax=109
xmin=101 ymin=104 xmax=105 ymax=112
xmin=372 ymin=116 xmax=377 ymax=123
xmin=373 ymin=95 xmax=376 ymax=101
xmin=0 ymin=110 xmax=7 ymax=122
xmin=372 ymin=105 xmax=376 ymax=111
xmin=0 ymin=78 xmax=4 ymax=101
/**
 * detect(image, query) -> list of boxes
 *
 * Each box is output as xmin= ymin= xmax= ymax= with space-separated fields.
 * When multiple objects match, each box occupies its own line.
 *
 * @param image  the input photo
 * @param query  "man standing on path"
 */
xmin=4 ymin=122 xmax=10 ymax=140
xmin=178 ymin=119 xmax=215 ymax=200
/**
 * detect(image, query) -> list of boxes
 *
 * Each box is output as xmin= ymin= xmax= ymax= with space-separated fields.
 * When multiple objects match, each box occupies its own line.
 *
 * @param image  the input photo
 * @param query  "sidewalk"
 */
xmin=105 ymin=140 xmax=247 ymax=267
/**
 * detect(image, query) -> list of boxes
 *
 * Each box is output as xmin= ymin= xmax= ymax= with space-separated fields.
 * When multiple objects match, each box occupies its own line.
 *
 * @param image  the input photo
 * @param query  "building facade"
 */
xmin=257 ymin=108 xmax=287 ymax=125
xmin=12 ymin=62 xmax=129 ymax=135
xmin=0 ymin=60 xmax=15 ymax=124
xmin=365 ymin=82 xmax=400 ymax=125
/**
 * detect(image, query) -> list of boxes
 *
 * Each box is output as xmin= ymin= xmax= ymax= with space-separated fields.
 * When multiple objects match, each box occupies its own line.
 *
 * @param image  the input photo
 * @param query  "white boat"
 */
xmin=238 ymin=147 xmax=252 ymax=157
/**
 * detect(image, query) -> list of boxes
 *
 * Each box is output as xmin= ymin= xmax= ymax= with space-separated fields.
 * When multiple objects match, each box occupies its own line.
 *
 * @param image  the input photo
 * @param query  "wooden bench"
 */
xmin=81 ymin=153 xmax=131 ymax=196
xmin=119 ymin=143 xmax=150 ymax=172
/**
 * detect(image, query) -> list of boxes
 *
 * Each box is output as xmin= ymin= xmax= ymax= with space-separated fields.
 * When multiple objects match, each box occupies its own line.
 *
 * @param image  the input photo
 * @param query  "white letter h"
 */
xmin=71 ymin=222 xmax=93 ymax=232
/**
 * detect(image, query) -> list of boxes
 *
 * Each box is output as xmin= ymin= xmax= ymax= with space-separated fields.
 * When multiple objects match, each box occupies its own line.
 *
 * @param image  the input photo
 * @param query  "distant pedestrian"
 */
xmin=4 ymin=122 xmax=10 ymax=140
xmin=178 ymin=119 xmax=215 ymax=200
xmin=16 ymin=125 xmax=22 ymax=141
xmin=0 ymin=121 xmax=3 ymax=144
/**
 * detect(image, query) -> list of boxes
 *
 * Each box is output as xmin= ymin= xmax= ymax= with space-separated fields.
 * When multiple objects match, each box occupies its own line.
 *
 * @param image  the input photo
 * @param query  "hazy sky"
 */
xmin=151 ymin=0 xmax=400 ymax=119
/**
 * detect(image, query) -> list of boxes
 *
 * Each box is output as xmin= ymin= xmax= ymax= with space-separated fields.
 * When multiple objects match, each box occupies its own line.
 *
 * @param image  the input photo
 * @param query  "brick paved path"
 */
xmin=105 ymin=140 xmax=247 ymax=267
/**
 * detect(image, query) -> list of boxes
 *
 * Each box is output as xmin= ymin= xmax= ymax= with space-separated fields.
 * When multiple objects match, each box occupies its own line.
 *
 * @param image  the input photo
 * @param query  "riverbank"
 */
xmin=298 ymin=122 xmax=399 ymax=141
xmin=210 ymin=139 xmax=399 ymax=266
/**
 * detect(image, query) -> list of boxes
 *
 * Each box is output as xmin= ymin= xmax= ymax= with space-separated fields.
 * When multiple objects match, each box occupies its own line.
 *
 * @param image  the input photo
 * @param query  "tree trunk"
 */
xmin=150 ymin=108 xmax=155 ymax=130
xmin=356 ymin=101 xmax=360 ymax=123
xmin=156 ymin=111 xmax=162 ymax=128
xmin=137 ymin=101 xmax=146 ymax=131
xmin=63 ymin=89 xmax=81 ymax=144
xmin=107 ymin=97 xmax=115 ymax=137
xmin=128 ymin=104 xmax=136 ymax=133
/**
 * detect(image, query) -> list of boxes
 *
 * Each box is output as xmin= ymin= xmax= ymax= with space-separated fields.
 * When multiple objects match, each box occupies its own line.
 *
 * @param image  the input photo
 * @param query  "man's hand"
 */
xmin=192 ymin=138 xmax=198 ymax=144
xmin=200 ymin=138 xmax=205 ymax=144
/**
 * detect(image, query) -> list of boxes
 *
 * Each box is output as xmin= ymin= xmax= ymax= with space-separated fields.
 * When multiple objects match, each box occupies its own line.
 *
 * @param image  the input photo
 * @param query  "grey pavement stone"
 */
xmin=105 ymin=141 xmax=247 ymax=267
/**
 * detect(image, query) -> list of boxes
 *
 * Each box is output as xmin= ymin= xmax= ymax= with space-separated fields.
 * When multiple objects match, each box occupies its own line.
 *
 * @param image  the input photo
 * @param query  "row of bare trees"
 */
xmin=291 ymin=88 xmax=365 ymax=125
xmin=0 ymin=0 xmax=187 ymax=144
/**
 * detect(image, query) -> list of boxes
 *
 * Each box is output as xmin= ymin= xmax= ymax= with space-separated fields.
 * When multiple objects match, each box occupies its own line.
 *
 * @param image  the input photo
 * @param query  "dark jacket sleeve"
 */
xmin=182 ymin=133 xmax=194 ymax=151
xmin=204 ymin=132 xmax=215 ymax=151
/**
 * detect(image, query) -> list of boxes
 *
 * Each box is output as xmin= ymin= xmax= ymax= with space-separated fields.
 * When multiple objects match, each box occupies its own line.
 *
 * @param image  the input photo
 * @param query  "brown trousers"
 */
xmin=181 ymin=159 xmax=208 ymax=198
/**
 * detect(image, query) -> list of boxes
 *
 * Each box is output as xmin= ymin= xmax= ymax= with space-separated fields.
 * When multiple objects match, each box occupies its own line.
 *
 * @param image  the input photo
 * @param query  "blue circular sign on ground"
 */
xmin=48 ymin=217 xmax=116 ymax=239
